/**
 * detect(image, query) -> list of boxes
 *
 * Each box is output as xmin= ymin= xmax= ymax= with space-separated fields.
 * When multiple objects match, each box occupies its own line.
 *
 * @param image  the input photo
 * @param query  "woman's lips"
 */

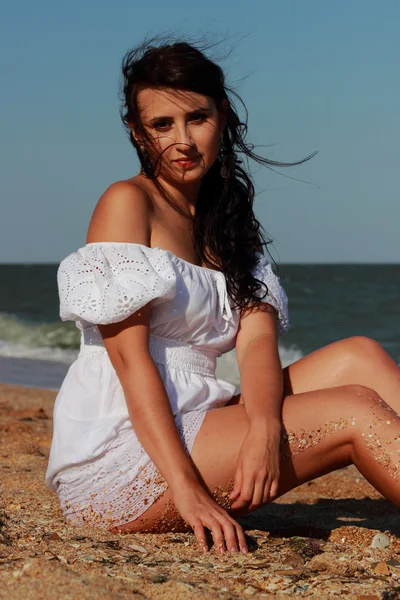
xmin=174 ymin=158 xmax=198 ymax=169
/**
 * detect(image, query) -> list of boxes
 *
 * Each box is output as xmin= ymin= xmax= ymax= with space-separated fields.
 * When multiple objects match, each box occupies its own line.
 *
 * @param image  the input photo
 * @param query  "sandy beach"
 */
xmin=0 ymin=382 xmax=400 ymax=599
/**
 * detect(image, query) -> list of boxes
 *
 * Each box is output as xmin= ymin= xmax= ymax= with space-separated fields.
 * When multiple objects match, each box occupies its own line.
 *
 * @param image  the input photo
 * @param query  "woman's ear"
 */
xmin=129 ymin=126 xmax=138 ymax=144
xmin=128 ymin=121 xmax=140 ymax=145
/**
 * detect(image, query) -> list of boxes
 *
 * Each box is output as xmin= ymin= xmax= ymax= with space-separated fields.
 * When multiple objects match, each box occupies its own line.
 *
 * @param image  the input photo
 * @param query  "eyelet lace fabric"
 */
xmin=47 ymin=242 xmax=289 ymax=530
xmin=58 ymin=411 xmax=206 ymax=529
xmin=253 ymin=252 xmax=289 ymax=335
xmin=57 ymin=243 xmax=176 ymax=326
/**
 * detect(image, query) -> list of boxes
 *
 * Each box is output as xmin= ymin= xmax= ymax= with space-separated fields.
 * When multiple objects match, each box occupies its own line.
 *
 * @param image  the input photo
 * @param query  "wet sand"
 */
xmin=1 ymin=382 xmax=400 ymax=599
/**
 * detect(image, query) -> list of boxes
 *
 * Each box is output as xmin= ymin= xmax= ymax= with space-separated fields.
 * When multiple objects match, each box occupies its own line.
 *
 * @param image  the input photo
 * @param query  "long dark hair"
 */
xmin=120 ymin=38 xmax=315 ymax=311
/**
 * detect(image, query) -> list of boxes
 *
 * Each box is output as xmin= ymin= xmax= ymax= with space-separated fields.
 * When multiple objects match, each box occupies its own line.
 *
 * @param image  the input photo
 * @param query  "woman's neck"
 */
xmin=153 ymin=176 xmax=202 ymax=217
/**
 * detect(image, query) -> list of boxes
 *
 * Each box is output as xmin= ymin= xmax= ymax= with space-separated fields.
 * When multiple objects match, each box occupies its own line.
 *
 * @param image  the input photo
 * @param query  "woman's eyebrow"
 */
xmin=187 ymin=106 xmax=210 ymax=113
xmin=148 ymin=106 xmax=210 ymax=125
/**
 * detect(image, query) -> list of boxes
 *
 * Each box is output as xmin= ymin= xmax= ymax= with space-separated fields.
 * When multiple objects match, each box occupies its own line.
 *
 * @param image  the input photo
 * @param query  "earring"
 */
xmin=138 ymin=144 xmax=153 ymax=177
xmin=219 ymin=139 xmax=229 ymax=179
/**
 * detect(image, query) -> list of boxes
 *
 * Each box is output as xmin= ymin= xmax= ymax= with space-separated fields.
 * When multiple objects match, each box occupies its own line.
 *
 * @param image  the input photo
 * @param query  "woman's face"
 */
xmin=135 ymin=87 xmax=226 ymax=184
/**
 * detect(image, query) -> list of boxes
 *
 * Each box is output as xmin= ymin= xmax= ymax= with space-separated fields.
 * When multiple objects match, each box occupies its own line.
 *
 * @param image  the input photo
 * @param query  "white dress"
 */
xmin=46 ymin=242 xmax=289 ymax=529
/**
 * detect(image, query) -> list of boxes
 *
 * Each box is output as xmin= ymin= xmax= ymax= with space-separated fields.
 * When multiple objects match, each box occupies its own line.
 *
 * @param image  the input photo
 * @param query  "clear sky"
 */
xmin=1 ymin=0 xmax=399 ymax=263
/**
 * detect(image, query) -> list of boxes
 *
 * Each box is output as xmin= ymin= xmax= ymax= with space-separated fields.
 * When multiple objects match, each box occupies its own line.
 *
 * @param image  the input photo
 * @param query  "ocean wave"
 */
xmin=0 ymin=313 xmax=304 ymax=381
xmin=0 ymin=341 xmax=305 ymax=392
xmin=0 ymin=312 xmax=304 ymax=364
xmin=0 ymin=312 xmax=80 ymax=351
xmin=0 ymin=341 xmax=79 ymax=364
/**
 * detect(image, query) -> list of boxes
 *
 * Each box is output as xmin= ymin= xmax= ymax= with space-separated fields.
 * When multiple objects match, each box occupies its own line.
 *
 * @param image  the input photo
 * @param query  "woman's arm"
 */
xmin=99 ymin=306 xmax=201 ymax=492
xmin=87 ymin=181 xmax=202 ymax=488
xmin=229 ymin=304 xmax=283 ymax=512
xmin=87 ymin=181 xmax=202 ymax=490
xmin=236 ymin=304 xmax=283 ymax=430
xmin=237 ymin=235 xmax=284 ymax=426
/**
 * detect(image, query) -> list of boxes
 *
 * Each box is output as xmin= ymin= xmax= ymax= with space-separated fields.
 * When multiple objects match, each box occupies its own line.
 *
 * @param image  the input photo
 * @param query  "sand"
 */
xmin=0 ymin=382 xmax=400 ymax=599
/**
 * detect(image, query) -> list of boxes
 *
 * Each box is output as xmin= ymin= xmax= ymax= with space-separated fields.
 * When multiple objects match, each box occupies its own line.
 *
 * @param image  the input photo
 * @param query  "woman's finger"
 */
xmin=269 ymin=476 xmax=279 ymax=500
xmin=262 ymin=476 xmax=273 ymax=503
xmin=234 ymin=520 xmax=248 ymax=553
xmin=249 ymin=478 xmax=265 ymax=511
xmin=217 ymin=515 xmax=239 ymax=553
xmin=192 ymin=519 xmax=208 ymax=553
xmin=206 ymin=516 xmax=225 ymax=554
xmin=214 ymin=509 xmax=248 ymax=554
xmin=262 ymin=484 xmax=271 ymax=504
xmin=229 ymin=466 xmax=243 ymax=501
xmin=231 ymin=475 xmax=255 ymax=510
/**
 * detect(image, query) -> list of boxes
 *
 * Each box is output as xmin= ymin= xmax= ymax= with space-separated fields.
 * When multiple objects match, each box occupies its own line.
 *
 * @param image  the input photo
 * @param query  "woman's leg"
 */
xmin=114 ymin=384 xmax=400 ymax=534
xmin=283 ymin=336 xmax=400 ymax=413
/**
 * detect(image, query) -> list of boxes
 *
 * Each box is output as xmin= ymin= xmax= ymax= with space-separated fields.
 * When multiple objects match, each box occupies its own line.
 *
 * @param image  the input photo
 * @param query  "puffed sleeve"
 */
xmin=252 ymin=252 xmax=289 ymax=335
xmin=57 ymin=242 xmax=177 ymax=326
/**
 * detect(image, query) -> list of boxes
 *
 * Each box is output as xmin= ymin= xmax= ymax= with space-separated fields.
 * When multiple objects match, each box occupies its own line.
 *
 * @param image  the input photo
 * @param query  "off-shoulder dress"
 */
xmin=45 ymin=243 xmax=289 ymax=529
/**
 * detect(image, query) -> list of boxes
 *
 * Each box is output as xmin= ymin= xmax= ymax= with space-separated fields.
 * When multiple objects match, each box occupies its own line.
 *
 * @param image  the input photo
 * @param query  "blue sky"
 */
xmin=1 ymin=0 xmax=399 ymax=263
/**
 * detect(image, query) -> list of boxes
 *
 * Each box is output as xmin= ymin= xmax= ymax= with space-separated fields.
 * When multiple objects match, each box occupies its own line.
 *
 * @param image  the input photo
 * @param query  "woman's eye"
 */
xmin=153 ymin=121 xmax=171 ymax=131
xmin=152 ymin=113 xmax=207 ymax=130
xmin=189 ymin=113 xmax=207 ymax=123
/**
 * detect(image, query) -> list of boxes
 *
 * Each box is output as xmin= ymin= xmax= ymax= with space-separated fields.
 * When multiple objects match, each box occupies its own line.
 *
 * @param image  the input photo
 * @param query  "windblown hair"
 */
xmin=120 ymin=38 xmax=315 ymax=312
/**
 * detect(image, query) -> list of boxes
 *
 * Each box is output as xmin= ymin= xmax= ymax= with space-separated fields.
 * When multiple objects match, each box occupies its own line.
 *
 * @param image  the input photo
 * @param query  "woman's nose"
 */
xmin=174 ymin=124 xmax=193 ymax=150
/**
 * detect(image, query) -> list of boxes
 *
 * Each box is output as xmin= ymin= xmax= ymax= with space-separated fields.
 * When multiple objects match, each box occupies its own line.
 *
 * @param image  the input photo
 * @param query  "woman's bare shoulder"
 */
xmin=86 ymin=177 xmax=154 ymax=245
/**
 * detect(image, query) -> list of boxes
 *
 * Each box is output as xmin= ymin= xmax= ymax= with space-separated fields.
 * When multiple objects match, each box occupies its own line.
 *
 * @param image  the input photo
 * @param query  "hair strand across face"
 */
xmin=120 ymin=37 xmax=316 ymax=312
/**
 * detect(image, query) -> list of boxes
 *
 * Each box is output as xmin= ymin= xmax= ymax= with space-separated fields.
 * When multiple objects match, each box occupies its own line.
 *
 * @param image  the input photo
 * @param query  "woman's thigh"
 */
xmin=225 ymin=336 xmax=400 ymax=408
xmin=282 ymin=337 xmax=400 ymax=404
xmin=115 ymin=384 xmax=371 ymax=534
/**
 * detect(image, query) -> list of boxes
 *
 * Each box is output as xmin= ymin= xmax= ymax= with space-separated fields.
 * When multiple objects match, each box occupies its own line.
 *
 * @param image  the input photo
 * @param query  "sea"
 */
xmin=0 ymin=264 xmax=399 ymax=391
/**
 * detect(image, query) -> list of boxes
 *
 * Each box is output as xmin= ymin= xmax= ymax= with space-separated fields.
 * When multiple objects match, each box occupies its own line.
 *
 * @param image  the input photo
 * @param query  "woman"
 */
xmin=46 ymin=40 xmax=400 ymax=555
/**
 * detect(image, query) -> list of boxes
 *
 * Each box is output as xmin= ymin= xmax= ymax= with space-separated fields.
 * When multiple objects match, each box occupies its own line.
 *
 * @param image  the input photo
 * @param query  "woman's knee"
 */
xmin=344 ymin=383 xmax=379 ymax=397
xmin=341 ymin=383 xmax=381 ymax=408
xmin=342 ymin=384 xmax=396 ymax=433
xmin=340 ymin=336 xmax=385 ymax=367
xmin=331 ymin=384 xmax=382 ymax=423
xmin=343 ymin=384 xmax=399 ymax=461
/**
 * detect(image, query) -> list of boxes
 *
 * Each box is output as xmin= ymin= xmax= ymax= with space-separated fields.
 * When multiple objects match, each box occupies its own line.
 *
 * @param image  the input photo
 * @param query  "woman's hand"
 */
xmin=229 ymin=421 xmax=282 ymax=514
xmin=171 ymin=483 xmax=248 ymax=554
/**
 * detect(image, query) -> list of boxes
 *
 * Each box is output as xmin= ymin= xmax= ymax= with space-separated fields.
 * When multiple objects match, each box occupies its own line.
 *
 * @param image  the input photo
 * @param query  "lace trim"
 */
xmin=56 ymin=411 xmax=207 ymax=529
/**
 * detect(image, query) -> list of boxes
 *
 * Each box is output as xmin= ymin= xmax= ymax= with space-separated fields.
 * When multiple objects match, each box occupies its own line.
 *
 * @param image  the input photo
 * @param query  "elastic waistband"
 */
xmin=79 ymin=328 xmax=219 ymax=377
xmin=148 ymin=335 xmax=218 ymax=376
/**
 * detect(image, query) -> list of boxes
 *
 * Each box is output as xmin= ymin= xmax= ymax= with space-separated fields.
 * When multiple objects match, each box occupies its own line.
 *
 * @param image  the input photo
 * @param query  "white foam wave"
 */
xmin=0 ymin=312 xmax=80 ymax=351
xmin=0 ymin=341 xmax=78 ymax=364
